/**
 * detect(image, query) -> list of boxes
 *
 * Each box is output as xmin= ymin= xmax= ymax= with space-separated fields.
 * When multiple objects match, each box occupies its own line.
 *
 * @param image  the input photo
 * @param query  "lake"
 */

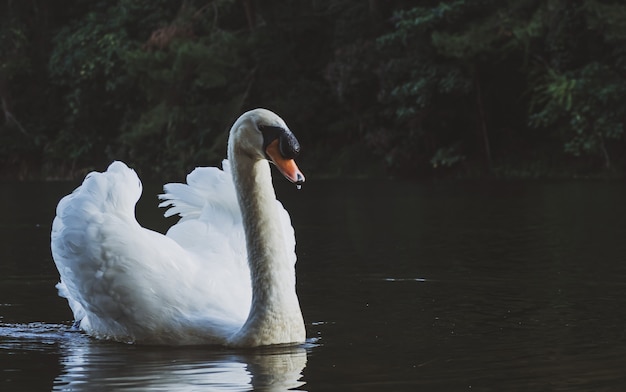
xmin=2 ymin=177 xmax=626 ymax=391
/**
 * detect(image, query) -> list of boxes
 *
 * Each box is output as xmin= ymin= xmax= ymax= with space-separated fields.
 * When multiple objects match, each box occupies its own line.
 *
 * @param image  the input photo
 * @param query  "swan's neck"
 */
xmin=228 ymin=153 xmax=304 ymax=347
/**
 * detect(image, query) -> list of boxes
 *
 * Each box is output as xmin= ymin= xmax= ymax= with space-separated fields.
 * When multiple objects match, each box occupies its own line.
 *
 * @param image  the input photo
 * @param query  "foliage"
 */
xmin=327 ymin=0 xmax=626 ymax=175
xmin=526 ymin=1 xmax=626 ymax=169
xmin=117 ymin=4 xmax=248 ymax=177
xmin=1 ymin=0 xmax=625 ymax=179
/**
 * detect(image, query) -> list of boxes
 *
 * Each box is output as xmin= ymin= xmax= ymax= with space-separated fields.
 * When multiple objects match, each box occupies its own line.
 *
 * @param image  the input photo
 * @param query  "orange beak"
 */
xmin=265 ymin=139 xmax=305 ymax=185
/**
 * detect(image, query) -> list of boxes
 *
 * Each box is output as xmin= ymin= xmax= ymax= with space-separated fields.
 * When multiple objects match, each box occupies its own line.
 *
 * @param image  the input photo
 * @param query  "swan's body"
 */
xmin=51 ymin=109 xmax=306 ymax=346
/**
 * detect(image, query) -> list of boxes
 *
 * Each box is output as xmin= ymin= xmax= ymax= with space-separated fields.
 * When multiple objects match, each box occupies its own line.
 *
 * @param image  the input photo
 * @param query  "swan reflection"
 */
xmin=53 ymin=332 xmax=308 ymax=391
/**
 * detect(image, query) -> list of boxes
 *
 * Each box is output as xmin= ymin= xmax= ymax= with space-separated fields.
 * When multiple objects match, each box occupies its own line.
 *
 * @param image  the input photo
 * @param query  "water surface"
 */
xmin=2 ymin=178 xmax=626 ymax=390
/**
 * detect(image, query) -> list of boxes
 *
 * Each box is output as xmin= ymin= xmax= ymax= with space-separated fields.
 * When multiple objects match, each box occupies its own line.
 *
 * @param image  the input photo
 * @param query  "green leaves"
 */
xmin=331 ymin=0 xmax=626 ymax=175
xmin=529 ymin=62 xmax=626 ymax=166
xmin=2 ymin=0 xmax=626 ymax=178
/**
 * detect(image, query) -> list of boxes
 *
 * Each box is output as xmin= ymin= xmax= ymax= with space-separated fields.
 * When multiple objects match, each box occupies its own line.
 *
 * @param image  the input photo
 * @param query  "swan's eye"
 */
xmin=259 ymin=125 xmax=285 ymax=148
xmin=259 ymin=125 xmax=300 ymax=159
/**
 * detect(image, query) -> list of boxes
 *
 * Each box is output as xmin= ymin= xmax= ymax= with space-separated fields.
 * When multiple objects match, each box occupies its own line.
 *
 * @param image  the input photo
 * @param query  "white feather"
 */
xmin=51 ymin=109 xmax=304 ymax=346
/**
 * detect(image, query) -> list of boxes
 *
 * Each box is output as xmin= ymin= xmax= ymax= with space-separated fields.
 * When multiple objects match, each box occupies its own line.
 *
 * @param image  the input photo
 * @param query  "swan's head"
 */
xmin=229 ymin=109 xmax=305 ymax=186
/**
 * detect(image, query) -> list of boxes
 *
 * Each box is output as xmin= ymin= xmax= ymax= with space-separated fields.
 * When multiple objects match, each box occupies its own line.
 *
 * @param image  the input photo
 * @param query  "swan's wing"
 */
xmin=159 ymin=160 xmax=297 ymax=267
xmin=159 ymin=160 xmax=239 ymax=223
xmin=159 ymin=160 xmax=246 ymax=269
xmin=51 ymin=162 xmax=247 ymax=344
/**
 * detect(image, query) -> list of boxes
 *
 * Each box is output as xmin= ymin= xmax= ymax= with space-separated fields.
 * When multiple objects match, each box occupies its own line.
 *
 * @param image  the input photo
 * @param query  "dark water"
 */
xmin=2 ymin=178 xmax=626 ymax=391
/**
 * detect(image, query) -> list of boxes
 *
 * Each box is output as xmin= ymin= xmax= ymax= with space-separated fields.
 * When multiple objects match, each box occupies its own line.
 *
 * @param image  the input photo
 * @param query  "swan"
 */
xmin=50 ymin=108 xmax=306 ymax=347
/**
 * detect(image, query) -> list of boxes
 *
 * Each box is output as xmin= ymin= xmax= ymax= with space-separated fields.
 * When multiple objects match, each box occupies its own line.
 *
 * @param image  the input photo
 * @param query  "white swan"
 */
xmin=50 ymin=109 xmax=306 ymax=347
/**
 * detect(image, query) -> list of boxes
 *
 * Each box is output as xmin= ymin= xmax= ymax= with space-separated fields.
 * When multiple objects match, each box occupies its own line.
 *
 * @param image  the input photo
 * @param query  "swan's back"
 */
xmin=50 ymin=162 xmax=239 ymax=344
xmin=51 ymin=160 xmax=297 ymax=345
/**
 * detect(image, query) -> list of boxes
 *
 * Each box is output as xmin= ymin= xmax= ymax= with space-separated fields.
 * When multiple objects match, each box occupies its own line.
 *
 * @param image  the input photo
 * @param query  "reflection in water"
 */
xmin=54 ymin=338 xmax=308 ymax=391
xmin=0 ymin=323 xmax=308 ymax=391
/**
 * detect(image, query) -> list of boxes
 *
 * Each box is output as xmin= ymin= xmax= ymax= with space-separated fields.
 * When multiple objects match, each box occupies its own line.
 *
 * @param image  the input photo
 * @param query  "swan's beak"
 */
xmin=265 ymin=139 xmax=306 ymax=186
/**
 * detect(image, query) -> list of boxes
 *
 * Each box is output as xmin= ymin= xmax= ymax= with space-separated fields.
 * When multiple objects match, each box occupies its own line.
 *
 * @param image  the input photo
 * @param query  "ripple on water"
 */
xmin=0 ymin=322 xmax=84 ymax=352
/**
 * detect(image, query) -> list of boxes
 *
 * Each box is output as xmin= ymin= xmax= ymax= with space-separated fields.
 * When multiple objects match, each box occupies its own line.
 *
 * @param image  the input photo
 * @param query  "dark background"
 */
xmin=2 ymin=0 xmax=626 ymax=180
